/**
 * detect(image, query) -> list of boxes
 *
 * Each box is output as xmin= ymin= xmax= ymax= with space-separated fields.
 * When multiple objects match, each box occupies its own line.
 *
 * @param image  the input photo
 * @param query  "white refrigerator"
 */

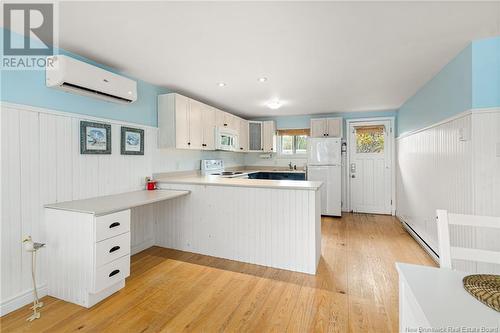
xmin=307 ymin=137 xmax=342 ymax=216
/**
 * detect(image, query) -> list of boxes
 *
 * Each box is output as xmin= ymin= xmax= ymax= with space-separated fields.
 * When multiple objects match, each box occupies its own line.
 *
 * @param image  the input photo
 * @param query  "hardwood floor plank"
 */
xmin=1 ymin=213 xmax=435 ymax=333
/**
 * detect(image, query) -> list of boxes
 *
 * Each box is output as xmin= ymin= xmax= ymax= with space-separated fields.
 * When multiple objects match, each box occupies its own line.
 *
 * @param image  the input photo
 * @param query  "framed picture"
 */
xmin=121 ymin=126 xmax=144 ymax=155
xmin=80 ymin=121 xmax=111 ymax=154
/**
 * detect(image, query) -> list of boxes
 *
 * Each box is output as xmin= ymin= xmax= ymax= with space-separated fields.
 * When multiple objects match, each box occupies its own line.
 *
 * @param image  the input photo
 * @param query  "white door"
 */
xmin=349 ymin=120 xmax=392 ymax=214
xmin=175 ymin=94 xmax=190 ymax=149
xmin=239 ymin=119 xmax=249 ymax=152
xmin=307 ymin=166 xmax=341 ymax=216
xmin=307 ymin=138 xmax=341 ymax=165
xmin=262 ymin=121 xmax=275 ymax=152
xmin=327 ymin=118 xmax=342 ymax=137
xmin=188 ymin=100 xmax=203 ymax=149
xmin=201 ymin=104 xmax=215 ymax=150
xmin=310 ymin=119 xmax=326 ymax=138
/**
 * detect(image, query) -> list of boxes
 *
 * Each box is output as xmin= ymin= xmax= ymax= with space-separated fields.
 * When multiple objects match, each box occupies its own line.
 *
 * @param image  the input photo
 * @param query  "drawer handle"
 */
xmin=109 ymin=222 xmax=120 ymax=228
xmin=109 ymin=269 xmax=120 ymax=277
xmin=109 ymin=246 xmax=121 ymax=253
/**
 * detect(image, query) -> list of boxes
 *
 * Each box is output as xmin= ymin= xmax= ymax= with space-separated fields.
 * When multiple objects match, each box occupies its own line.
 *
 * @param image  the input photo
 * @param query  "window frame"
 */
xmin=277 ymin=133 xmax=308 ymax=158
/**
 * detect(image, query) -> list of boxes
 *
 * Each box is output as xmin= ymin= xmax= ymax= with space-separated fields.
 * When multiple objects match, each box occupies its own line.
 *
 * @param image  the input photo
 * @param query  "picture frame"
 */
xmin=80 ymin=121 xmax=112 ymax=154
xmin=121 ymin=126 xmax=144 ymax=155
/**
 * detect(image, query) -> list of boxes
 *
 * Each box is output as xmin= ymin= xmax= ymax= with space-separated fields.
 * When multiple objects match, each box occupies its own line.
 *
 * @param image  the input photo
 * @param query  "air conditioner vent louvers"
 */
xmin=61 ymin=82 xmax=134 ymax=103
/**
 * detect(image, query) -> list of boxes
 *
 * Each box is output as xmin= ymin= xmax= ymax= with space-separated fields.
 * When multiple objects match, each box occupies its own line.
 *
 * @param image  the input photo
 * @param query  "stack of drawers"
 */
xmin=46 ymin=208 xmax=132 ymax=308
xmin=93 ymin=210 xmax=131 ymax=294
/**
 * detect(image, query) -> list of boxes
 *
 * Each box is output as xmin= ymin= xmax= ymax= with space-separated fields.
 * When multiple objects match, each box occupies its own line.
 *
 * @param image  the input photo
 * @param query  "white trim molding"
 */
xmin=0 ymin=101 xmax=158 ymax=129
xmin=0 ymin=284 xmax=48 ymax=317
xmin=396 ymin=107 xmax=500 ymax=140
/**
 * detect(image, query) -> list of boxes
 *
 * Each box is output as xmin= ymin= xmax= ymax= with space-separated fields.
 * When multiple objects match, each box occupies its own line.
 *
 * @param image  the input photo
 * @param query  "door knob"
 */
xmin=351 ymin=175 xmax=356 ymax=178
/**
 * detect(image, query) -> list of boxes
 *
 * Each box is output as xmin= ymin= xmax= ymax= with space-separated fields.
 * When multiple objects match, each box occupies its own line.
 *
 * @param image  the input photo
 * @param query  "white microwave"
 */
xmin=215 ymin=127 xmax=239 ymax=151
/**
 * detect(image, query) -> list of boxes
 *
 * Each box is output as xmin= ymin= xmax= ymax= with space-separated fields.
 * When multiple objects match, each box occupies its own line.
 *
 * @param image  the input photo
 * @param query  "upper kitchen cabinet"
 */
xmin=248 ymin=121 xmax=262 ymax=151
xmin=215 ymin=109 xmax=239 ymax=132
xmin=310 ymin=117 xmax=343 ymax=138
xmin=262 ymin=120 xmax=276 ymax=152
xmin=239 ymin=119 xmax=249 ymax=152
xmin=248 ymin=120 xmax=275 ymax=152
xmin=158 ymin=93 xmax=215 ymax=150
xmin=201 ymin=104 xmax=216 ymax=150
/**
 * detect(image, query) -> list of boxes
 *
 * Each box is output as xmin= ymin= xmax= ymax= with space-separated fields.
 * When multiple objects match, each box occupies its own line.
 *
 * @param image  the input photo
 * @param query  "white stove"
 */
xmin=200 ymin=160 xmax=246 ymax=178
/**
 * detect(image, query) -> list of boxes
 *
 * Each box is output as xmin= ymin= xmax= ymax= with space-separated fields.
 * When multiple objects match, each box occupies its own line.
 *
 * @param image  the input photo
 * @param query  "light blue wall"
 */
xmin=1 ymin=28 xmax=167 ymax=127
xmin=397 ymin=45 xmax=473 ymax=135
xmin=252 ymin=110 xmax=398 ymax=138
xmin=472 ymin=36 xmax=500 ymax=108
xmin=397 ymin=36 xmax=500 ymax=136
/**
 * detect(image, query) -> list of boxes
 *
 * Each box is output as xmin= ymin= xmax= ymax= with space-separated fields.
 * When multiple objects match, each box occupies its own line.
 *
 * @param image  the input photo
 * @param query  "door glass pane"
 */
xmin=281 ymin=135 xmax=293 ymax=154
xmin=249 ymin=122 xmax=262 ymax=150
xmin=355 ymin=125 xmax=384 ymax=153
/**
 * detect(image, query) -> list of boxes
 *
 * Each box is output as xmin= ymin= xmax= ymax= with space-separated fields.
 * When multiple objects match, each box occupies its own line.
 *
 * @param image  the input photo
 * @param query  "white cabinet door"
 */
xmin=262 ymin=120 xmax=276 ymax=153
xmin=239 ymin=119 xmax=249 ymax=152
xmin=310 ymin=119 xmax=326 ymax=138
xmin=202 ymin=105 xmax=216 ymax=150
xmin=327 ymin=118 xmax=342 ymax=138
xmin=175 ymin=94 xmax=190 ymax=149
xmin=188 ymin=100 xmax=203 ymax=149
xmin=215 ymin=109 xmax=225 ymax=128
xmin=224 ymin=113 xmax=238 ymax=131
xmin=248 ymin=121 xmax=263 ymax=151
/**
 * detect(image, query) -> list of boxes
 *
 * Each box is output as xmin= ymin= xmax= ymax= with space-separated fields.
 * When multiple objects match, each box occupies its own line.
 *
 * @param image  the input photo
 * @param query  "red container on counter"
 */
xmin=147 ymin=180 xmax=157 ymax=191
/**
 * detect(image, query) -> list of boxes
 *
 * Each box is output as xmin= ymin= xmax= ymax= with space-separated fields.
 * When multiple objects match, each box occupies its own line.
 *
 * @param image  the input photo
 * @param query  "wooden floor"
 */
xmin=1 ymin=213 xmax=435 ymax=333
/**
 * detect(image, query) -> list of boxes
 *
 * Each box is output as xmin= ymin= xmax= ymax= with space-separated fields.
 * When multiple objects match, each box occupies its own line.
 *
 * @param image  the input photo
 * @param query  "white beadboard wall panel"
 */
xmin=397 ymin=109 xmax=500 ymax=273
xmin=471 ymin=110 xmax=500 ymax=274
xmin=0 ymin=104 xmax=155 ymax=315
xmin=156 ymin=183 xmax=320 ymax=274
xmin=396 ymin=113 xmax=473 ymax=253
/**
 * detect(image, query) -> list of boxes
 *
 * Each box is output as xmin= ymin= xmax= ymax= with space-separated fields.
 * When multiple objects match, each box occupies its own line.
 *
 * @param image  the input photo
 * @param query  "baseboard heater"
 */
xmin=397 ymin=216 xmax=439 ymax=263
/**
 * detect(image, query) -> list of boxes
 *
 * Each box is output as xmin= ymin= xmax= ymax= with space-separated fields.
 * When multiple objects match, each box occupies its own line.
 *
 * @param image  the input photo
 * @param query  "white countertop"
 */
xmin=396 ymin=263 xmax=500 ymax=328
xmin=157 ymin=173 xmax=322 ymax=190
xmin=45 ymin=190 xmax=190 ymax=216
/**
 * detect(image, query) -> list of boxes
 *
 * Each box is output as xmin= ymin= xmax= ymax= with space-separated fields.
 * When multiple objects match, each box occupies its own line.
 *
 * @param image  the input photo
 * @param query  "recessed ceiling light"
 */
xmin=258 ymin=77 xmax=268 ymax=82
xmin=217 ymin=82 xmax=226 ymax=87
xmin=266 ymin=100 xmax=283 ymax=110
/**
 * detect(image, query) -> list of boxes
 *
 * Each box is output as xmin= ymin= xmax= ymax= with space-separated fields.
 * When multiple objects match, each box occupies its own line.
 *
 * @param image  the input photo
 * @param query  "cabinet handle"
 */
xmin=202 ymin=144 xmax=207 ymax=147
xmin=323 ymin=133 xmax=326 ymax=136
xmin=270 ymin=148 xmax=273 ymax=151
xmin=109 ymin=269 xmax=120 ymax=277
xmin=326 ymin=133 xmax=329 ymax=136
xmin=109 ymin=246 xmax=120 ymax=253
xmin=187 ymin=142 xmax=191 ymax=145
xmin=109 ymin=222 xmax=120 ymax=229
xmin=223 ymin=123 xmax=228 ymax=126
xmin=240 ymin=147 xmax=243 ymax=150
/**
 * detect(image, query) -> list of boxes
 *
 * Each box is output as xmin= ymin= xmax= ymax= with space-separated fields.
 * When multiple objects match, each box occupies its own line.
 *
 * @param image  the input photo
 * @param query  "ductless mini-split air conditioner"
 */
xmin=46 ymin=55 xmax=137 ymax=104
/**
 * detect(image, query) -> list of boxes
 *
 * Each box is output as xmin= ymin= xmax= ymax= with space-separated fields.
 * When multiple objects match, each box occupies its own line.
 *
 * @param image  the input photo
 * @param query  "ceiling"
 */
xmin=56 ymin=1 xmax=500 ymax=117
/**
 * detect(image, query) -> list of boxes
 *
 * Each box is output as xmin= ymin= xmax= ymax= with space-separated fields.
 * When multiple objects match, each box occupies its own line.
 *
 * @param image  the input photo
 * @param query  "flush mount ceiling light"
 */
xmin=217 ymin=82 xmax=226 ymax=87
xmin=258 ymin=77 xmax=268 ymax=82
xmin=266 ymin=100 xmax=283 ymax=110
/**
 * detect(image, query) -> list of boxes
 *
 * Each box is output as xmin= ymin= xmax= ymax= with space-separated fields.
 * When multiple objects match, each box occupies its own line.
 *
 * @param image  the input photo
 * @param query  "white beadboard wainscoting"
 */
xmin=157 ymin=183 xmax=321 ymax=274
xmin=396 ymin=108 xmax=500 ymax=273
xmin=0 ymin=103 xmax=157 ymax=315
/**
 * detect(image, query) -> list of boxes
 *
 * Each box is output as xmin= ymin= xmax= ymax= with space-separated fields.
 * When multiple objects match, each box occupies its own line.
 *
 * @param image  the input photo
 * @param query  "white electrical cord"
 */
xmin=23 ymin=236 xmax=44 ymax=322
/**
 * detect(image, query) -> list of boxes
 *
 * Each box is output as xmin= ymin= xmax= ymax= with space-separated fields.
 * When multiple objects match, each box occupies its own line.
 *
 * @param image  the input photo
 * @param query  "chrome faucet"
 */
xmin=288 ymin=162 xmax=293 ymax=170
